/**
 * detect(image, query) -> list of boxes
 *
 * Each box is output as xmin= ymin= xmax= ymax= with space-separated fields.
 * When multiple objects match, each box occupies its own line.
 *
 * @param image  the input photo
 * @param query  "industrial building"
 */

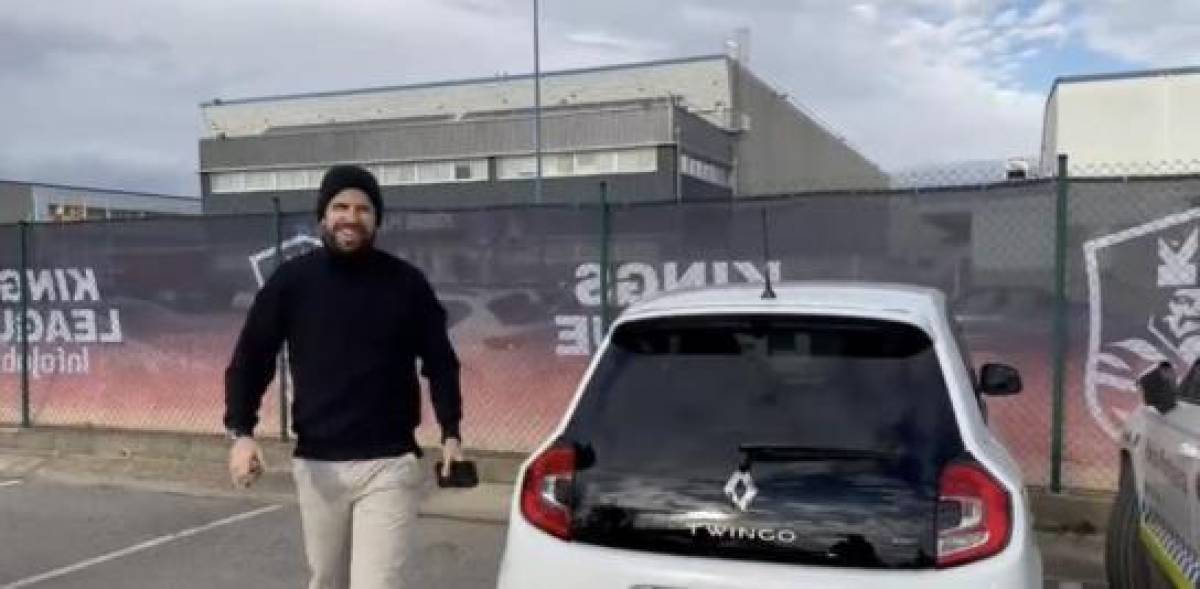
xmin=199 ymin=54 xmax=886 ymax=214
xmin=0 ymin=180 xmax=200 ymax=223
xmin=1041 ymin=66 xmax=1200 ymax=175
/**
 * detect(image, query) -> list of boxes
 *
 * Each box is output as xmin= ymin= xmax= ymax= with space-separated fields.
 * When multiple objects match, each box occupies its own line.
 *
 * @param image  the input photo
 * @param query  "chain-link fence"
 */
xmin=3 ymin=165 xmax=1199 ymax=492
xmin=607 ymin=181 xmax=1058 ymax=486
xmin=372 ymin=206 xmax=605 ymax=452
xmin=15 ymin=214 xmax=282 ymax=435
xmin=0 ymin=224 xmax=21 ymax=427
xmin=1065 ymin=169 xmax=1200 ymax=490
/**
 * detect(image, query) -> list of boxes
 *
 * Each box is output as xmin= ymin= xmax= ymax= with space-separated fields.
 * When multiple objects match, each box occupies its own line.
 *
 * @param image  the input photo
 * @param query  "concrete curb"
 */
xmin=1036 ymin=530 xmax=1106 ymax=583
xmin=1028 ymin=486 xmax=1113 ymax=534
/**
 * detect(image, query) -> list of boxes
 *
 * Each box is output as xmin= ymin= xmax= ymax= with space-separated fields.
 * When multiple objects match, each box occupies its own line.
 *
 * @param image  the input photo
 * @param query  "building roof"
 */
xmin=202 ymin=54 xmax=729 ymax=108
xmin=0 ymin=179 xmax=197 ymax=201
xmin=1050 ymin=65 xmax=1200 ymax=96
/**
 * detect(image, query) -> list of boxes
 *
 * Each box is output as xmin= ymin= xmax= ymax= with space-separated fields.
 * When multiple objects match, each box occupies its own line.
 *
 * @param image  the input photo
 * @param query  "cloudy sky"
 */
xmin=0 ymin=0 xmax=1195 ymax=196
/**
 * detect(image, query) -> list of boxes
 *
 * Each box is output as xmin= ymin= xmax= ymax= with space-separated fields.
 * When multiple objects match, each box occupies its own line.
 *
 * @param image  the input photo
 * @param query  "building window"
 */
xmin=498 ymin=156 xmax=536 ymax=179
xmin=412 ymin=160 xmax=486 ymax=183
xmin=415 ymin=161 xmax=454 ymax=183
xmin=496 ymin=147 xmax=657 ymax=180
xmin=306 ymin=169 xmax=327 ymax=187
xmin=461 ymin=160 xmax=488 ymax=182
xmin=210 ymin=172 xmax=245 ymax=193
xmin=244 ymin=171 xmax=275 ymax=191
xmin=47 ymin=203 xmax=159 ymax=221
xmin=48 ymin=204 xmax=88 ymax=222
xmin=377 ymin=163 xmax=416 ymax=185
xmin=577 ymin=152 xmax=617 ymax=175
xmin=546 ymin=154 xmax=574 ymax=177
xmin=616 ymin=148 xmax=657 ymax=173
xmin=208 ymin=158 xmax=487 ymax=194
xmin=680 ymin=154 xmax=730 ymax=187
xmin=276 ymin=170 xmax=308 ymax=191
xmin=108 ymin=209 xmax=151 ymax=220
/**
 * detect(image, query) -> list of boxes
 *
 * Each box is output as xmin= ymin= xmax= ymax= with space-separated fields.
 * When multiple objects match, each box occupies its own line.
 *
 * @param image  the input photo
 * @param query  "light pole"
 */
xmin=533 ymin=0 xmax=543 ymax=204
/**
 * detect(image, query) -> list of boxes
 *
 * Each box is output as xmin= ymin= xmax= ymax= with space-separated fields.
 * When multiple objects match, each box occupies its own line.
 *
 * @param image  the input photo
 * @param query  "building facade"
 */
xmin=1041 ymin=67 xmax=1200 ymax=176
xmin=0 ymin=181 xmax=200 ymax=223
xmin=200 ymin=55 xmax=886 ymax=213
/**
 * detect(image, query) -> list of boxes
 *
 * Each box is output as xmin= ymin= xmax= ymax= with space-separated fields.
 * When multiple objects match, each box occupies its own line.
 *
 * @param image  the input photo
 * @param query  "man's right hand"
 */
xmin=229 ymin=437 xmax=265 ymax=489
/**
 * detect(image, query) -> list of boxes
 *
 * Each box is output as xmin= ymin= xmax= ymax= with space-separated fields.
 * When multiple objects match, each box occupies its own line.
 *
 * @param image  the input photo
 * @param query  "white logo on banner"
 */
xmin=0 ymin=267 xmax=123 ymax=378
xmin=554 ymin=261 xmax=783 ymax=356
xmin=1085 ymin=210 xmax=1200 ymax=439
xmin=248 ymin=235 xmax=324 ymax=288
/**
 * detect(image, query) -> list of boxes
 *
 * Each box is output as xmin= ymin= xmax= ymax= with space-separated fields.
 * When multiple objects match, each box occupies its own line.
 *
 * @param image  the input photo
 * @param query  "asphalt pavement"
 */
xmin=0 ymin=477 xmax=1104 ymax=588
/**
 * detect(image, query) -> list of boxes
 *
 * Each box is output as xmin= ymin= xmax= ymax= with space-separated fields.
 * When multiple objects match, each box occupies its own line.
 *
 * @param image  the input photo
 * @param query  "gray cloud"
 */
xmin=0 ymin=149 xmax=196 ymax=196
xmin=1078 ymin=0 xmax=1200 ymax=66
xmin=0 ymin=19 xmax=136 ymax=76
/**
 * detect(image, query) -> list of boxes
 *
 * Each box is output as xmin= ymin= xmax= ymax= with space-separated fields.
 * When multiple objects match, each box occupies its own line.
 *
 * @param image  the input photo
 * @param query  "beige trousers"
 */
xmin=292 ymin=455 xmax=424 ymax=589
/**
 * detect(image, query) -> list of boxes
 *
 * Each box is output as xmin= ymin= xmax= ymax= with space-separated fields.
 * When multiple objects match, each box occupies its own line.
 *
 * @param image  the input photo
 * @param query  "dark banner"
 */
xmin=607 ymin=185 xmax=1058 ymax=486
xmin=7 ymin=178 xmax=1200 ymax=490
xmin=1071 ymin=177 xmax=1200 ymax=489
xmin=17 ymin=215 xmax=282 ymax=434
xmin=0 ymin=224 xmax=19 ymax=425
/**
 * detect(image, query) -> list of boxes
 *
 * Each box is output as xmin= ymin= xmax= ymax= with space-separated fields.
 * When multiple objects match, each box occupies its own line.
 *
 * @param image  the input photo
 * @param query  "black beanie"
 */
xmin=317 ymin=165 xmax=383 ymax=221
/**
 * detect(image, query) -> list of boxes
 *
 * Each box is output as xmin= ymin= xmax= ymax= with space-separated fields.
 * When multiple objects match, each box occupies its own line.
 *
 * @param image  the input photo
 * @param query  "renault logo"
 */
xmin=724 ymin=468 xmax=758 ymax=511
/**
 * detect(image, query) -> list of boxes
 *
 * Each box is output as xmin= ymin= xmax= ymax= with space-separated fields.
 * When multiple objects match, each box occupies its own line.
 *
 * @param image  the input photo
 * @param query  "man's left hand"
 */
xmin=440 ymin=437 xmax=464 ymax=478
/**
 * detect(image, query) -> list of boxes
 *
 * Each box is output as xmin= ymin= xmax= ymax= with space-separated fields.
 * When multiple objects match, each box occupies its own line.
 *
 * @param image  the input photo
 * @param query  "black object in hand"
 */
xmin=435 ymin=460 xmax=479 ymax=488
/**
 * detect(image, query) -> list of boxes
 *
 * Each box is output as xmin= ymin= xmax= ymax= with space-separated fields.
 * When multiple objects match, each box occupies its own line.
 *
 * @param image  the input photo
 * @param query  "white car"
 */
xmin=1106 ymin=361 xmax=1200 ymax=588
xmin=498 ymin=282 xmax=1043 ymax=588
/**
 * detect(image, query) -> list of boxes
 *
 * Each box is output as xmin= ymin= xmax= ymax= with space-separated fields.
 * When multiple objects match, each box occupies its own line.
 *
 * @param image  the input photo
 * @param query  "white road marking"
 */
xmin=0 ymin=480 xmax=21 ymax=488
xmin=1 ymin=504 xmax=283 ymax=588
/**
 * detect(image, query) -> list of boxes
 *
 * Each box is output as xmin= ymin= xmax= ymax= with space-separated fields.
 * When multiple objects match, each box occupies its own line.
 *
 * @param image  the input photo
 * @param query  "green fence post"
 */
xmin=17 ymin=221 xmax=30 ymax=428
xmin=1051 ymin=154 xmax=1069 ymax=493
xmin=599 ymin=182 xmax=612 ymax=335
xmin=273 ymin=198 xmax=290 ymax=442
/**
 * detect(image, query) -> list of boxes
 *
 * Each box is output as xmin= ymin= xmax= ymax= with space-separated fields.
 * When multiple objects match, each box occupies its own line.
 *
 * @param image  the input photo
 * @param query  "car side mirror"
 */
xmin=980 ymin=363 xmax=1022 ymax=396
xmin=1138 ymin=362 xmax=1178 ymax=414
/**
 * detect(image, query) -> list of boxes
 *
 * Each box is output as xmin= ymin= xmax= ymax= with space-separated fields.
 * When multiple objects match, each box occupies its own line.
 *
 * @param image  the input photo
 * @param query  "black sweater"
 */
xmin=224 ymin=248 xmax=462 ymax=460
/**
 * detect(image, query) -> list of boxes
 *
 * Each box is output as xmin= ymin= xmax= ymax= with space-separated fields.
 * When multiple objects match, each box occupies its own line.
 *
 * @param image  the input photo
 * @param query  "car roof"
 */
xmin=621 ymin=281 xmax=948 ymax=324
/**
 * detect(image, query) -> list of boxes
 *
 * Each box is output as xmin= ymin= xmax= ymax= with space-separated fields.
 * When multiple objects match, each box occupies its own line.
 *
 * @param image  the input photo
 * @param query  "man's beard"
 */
xmin=321 ymin=222 xmax=375 ymax=257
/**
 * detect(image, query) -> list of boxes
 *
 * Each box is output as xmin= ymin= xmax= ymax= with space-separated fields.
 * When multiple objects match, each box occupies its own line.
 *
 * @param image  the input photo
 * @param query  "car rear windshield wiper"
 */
xmin=736 ymin=444 xmax=900 ymax=470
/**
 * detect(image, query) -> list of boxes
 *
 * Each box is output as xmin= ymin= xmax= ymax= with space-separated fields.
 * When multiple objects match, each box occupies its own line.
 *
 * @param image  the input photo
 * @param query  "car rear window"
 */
xmin=564 ymin=313 xmax=962 ymax=488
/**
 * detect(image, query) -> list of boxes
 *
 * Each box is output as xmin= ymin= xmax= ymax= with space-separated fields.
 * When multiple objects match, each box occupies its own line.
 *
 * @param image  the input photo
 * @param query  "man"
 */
xmin=224 ymin=164 xmax=463 ymax=589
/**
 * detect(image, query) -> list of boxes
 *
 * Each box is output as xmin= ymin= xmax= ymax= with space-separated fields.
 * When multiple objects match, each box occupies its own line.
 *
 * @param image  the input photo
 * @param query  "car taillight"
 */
xmin=520 ymin=446 xmax=576 ymax=540
xmin=936 ymin=461 xmax=1011 ymax=568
